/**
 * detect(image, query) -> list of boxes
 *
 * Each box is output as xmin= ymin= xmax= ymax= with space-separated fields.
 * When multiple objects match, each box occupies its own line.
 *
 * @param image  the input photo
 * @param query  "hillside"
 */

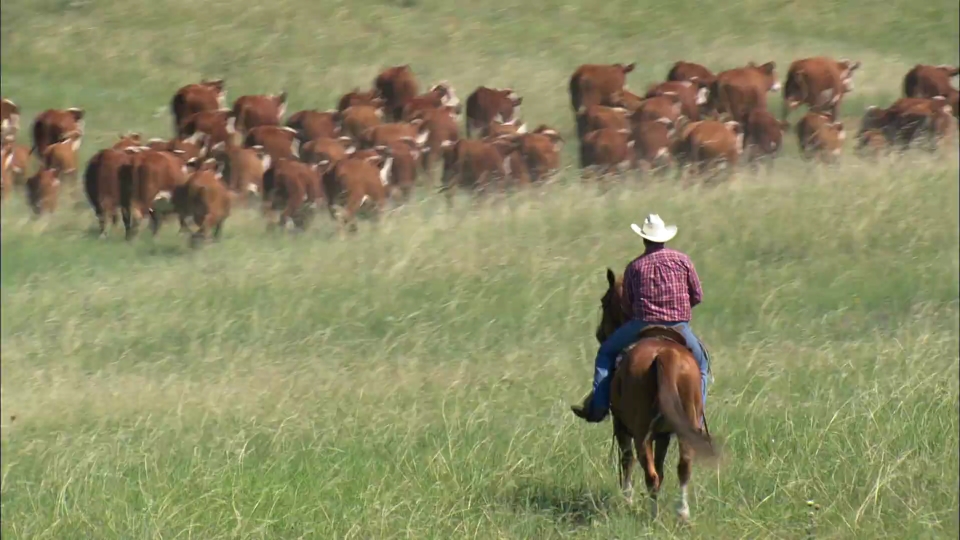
xmin=2 ymin=0 xmax=959 ymax=538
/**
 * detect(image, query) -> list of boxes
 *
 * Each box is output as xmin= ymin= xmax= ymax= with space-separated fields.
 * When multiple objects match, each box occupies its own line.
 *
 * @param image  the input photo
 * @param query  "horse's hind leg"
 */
xmin=638 ymin=429 xmax=661 ymax=518
xmin=676 ymin=441 xmax=694 ymax=522
xmin=613 ymin=417 xmax=635 ymax=504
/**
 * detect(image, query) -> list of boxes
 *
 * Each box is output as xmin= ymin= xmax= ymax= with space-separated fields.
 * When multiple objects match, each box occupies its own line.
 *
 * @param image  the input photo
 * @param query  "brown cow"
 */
xmin=569 ymin=63 xmax=637 ymax=113
xmin=630 ymin=118 xmax=676 ymax=174
xmin=319 ymin=148 xmax=392 ymax=232
xmin=465 ymin=87 xmax=523 ymax=137
xmin=438 ymin=136 xmax=522 ymax=204
xmin=32 ymin=108 xmax=85 ymax=157
xmin=782 ymin=57 xmax=861 ymax=122
xmin=232 ymin=91 xmax=288 ymax=134
xmin=178 ymin=109 xmax=232 ymax=149
xmin=262 ymin=158 xmax=325 ymax=230
xmin=374 ymin=65 xmax=420 ymax=121
xmin=515 ymin=126 xmax=565 ymax=182
xmin=630 ymin=96 xmax=684 ymax=126
xmin=402 ymin=106 xmax=459 ymax=184
xmin=373 ymin=138 xmax=426 ymax=202
xmin=644 ymin=81 xmax=707 ymax=121
xmin=299 ymin=136 xmax=356 ymax=166
xmin=25 ymin=167 xmax=61 ymax=216
xmin=2 ymin=97 xmax=21 ymax=139
xmin=678 ymin=120 xmax=744 ymax=176
xmin=244 ymin=125 xmax=300 ymax=162
xmin=903 ymin=64 xmax=959 ymax=118
xmin=706 ymin=62 xmax=780 ymax=123
xmin=4 ymin=139 xmax=33 ymax=188
xmin=144 ymin=137 xmax=206 ymax=161
xmin=743 ymin=109 xmax=789 ymax=167
xmin=120 ymin=147 xmax=190 ymax=239
xmin=40 ymin=130 xmax=82 ymax=183
xmin=1 ymin=138 xmax=15 ymax=201
xmin=358 ymin=122 xmax=420 ymax=150
xmin=286 ymin=109 xmax=341 ymax=143
xmin=171 ymin=79 xmax=226 ymax=137
xmin=340 ymin=105 xmax=385 ymax=142
xmin=401 ymin=82 xmax=462 ymax=122
xmin=666 ymin=61 xmax=717 ymax=88
xmin=579 ymin=128 xmax=635 ymax=174
xmin=577 ymin=105 xmax=631 ymax=137
xmin=479 ymin=118 xmax=529 ymax=139
xmin=208 ymin=139 xmax=272 ymax=200
xmin=861 ymin=97 xmax=956 ymax=150
xmin=337 ymin=88 xmax=384 ymax=112
xmin=82 ymin=134 xmax=143 ymax=236
xmin=173 ymin=158 xmax=232 ymax=246
xmin=796 ymin=112 xmax=846 ymax=162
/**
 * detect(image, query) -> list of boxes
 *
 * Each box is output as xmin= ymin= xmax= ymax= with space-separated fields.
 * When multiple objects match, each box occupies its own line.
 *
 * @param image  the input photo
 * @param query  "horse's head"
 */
xmin=597 ymin=267 xmax=627 ymax=344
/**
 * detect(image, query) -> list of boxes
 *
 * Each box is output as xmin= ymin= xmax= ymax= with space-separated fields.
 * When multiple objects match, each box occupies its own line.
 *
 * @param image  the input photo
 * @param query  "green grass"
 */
xmin=2 ymin=0 xmax=959 ymax=538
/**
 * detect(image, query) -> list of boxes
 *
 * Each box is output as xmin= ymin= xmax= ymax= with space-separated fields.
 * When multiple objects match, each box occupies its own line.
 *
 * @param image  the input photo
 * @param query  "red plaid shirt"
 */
xmin=622 ymin=246 xmax=702 ymax=322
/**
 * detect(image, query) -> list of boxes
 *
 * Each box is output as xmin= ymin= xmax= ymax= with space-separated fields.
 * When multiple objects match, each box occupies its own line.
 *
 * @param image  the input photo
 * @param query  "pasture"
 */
xmin=2 ymin=0 xmax=959 ymax=538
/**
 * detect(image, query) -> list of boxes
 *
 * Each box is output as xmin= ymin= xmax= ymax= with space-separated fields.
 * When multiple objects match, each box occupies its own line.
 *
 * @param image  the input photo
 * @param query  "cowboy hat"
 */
xmin=631 ymin=214 xmax=677 ymax=243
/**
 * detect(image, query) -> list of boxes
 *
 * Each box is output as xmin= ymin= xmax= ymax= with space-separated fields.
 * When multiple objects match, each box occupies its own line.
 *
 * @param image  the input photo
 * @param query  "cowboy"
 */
xmin=572 ymin=214 xmax=710 ymax=423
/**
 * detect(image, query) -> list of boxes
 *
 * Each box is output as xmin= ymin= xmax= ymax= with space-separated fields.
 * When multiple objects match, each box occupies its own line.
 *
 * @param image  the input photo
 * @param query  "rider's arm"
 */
xmin=687 ymin=259 xmax=703 ymax=308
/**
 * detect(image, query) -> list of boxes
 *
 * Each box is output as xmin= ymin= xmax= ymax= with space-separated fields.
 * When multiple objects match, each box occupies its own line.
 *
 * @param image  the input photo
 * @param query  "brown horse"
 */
xmin=596 ymin=267 xmax=720 ymax=521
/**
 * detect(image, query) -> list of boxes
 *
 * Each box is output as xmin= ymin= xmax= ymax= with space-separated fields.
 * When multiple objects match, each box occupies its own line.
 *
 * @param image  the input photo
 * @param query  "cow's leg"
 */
xmin=121 ymin=205 xmax=136 ymax=240
xmin=148 ymin=209 xmax=161 ymax=236
xmin=613 ymin=417 xmax=635 ymax=504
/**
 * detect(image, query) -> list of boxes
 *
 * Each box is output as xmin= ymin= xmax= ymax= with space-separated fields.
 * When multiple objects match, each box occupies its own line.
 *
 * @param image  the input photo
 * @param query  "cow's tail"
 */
xmin=653 ymin=353 xmax=717 ymax=460
xmin=569 ymin=72 xmax=583 ymax=113
xmin=782 ymin=69 xmax=807 ymax=122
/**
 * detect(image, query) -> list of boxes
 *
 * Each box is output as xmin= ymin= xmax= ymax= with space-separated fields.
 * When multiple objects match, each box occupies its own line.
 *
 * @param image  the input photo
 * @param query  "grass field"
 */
xmin=2 ymin=0 xmax=960 ymax=538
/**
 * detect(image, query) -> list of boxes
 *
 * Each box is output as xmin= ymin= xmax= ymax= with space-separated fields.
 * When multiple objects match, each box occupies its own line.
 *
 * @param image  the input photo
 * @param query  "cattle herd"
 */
xmin=0 ymin=57 xmax=956 ymax=246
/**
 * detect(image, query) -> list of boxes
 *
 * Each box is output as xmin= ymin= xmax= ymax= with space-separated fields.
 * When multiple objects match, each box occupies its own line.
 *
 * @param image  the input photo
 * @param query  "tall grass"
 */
xmin=2 ymin=0 xmax=959 ymax=538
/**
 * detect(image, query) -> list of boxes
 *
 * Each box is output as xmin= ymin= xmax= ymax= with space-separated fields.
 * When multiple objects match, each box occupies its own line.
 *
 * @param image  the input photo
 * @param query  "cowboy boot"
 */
xmin=570 ymin=391 xmax=608 ymax=423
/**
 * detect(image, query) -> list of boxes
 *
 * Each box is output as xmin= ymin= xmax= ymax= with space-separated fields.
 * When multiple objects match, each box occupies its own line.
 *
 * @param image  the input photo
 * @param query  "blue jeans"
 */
xmin=588 ymin=320 xmax=709 ymax=419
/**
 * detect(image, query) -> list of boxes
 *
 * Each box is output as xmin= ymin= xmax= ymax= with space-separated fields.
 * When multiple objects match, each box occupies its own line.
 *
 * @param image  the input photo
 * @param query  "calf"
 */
xmin=576 ymin=105 xmax=630 ymax=139
xmin=337 ymin=88 xmax=384 ymax=112
xmin=144 ymin=137 xmax=206 ymax=161
xmin=262 ymin=158 xmax=325 ymax=230
xmin=644 ymin=81 xmax=707 ymax=121
xmin=32 ymin=108 xmax=85 ymax=157
xmin=2 ymin=97 xmax=20 ymax=139
xmin=5 ymin=139 xmax=32 ymax=188
xmin=358 ymin=122 xmax=420 ymax=149
xmin=796 ymin=112 xmax=846 ymax=162
xmin=579 ymin=128 xmax=634 ymax=174
xmin=232 ymin=91 xmax=288 ymax=134
xmin=515 ymin=126 xmax=565 ymax=182
xmin=782 ymin=57 xmax=861 ymax=122
xmin=743 ymin=108 xmax=789 ymax=167
xmin=373 ymin=138 xmax=425 ymax=202
xmin=479 ymin=118 xmax=528 ymax=139
xmin=401 ymin=82 xmax=462 ymax=122
xmin=173 ymin=158 xmax=232 ymax=246
xmin=82 ymin=134 xmax=144 ymax=236
xmin=630 ymin=118 xmax=675 ymax=174
xmin=374 ymin=65 xmax=420 ymax=121
xmin=439 ymin=137 xmax=522 ymax=204
xmin=706 ymin=62 xmax=780 ymax=123
xmin=407 ymin=106 xmax=459 ymax=177
xmin=286 ymin=109 xmax=341 ymax=143
xmin=244 ymin=125 xmax=300 ymax=162
xmin=120 ymin=148 xmax=190 ymax=239
xmin=862 ymin=97 xmax=955 ymax=150
xmin=465 ymin=87 xmax=523 ymax=137
xmin=208 ymin=139 xmax=272 ymax=199
xmin=340 ymin=105 xmax=384 ymax=142
xmin=40 ymin=131 xmax=82 ymax=183
xmin=903 ymin=64 xmax=959 ymax=118
xmin=2 ymin=139 xmax=14 ymax=201
xmin=680 ymin=120 xmax=744 ymax=175
xmin=666 ymin=61 xmax=717 ymax=88
xmin=25 ymin=167 xmax=61 ymax=216
xmin=629 ymin=96 xmax=683 ymax=126
xmin=320 ymin=149 xmax=392 ymax=232
xmin=299 ymin=136 xmax=356 ymax=166
xmin=178 ymin=109 xmax=232 ymax=148
xmin=171 ymin=79 xmax=226 ymax=136
xmin=569 ymin=63 xmax=636 ymax=113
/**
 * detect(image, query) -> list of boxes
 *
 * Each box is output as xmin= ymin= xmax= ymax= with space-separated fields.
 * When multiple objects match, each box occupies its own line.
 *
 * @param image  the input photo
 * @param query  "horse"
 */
xmin=596 ymin=267 xmax=720 ymax=521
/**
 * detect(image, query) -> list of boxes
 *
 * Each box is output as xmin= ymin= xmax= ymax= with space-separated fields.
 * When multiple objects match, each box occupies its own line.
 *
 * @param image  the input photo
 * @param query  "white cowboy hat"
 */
xmin=631 ymin=214 xmax=677 ymax=243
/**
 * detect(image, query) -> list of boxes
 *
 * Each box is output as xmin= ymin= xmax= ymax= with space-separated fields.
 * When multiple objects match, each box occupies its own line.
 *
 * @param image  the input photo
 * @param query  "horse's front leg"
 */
xmin=613 ymin=416 xmax=635 ymax=504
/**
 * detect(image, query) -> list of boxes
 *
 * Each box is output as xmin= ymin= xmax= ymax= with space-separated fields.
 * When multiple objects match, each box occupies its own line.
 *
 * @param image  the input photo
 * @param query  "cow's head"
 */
xmin=617 ymin=63 xmax=637 ymax=75
xmin=935 ymin=65 xmax=960 ymax=79
xmin=534 ymin=125 xmax=565 ymax=152
xmin=431 ymin=81 xmax=461 ymax=113
xmin=723 ymin=120 xmax=744 ymax=153
xmin=273 ymin=91 xmax=288 ymax=122
xmin=503 ymin=89 xmax=523 ymax=108
xmin=202 ymin=79 xmax=227 ymax=107
xmin=838 ymin=59 xmax=861 ymax=92
xmin=115 ymin=132 xmax=142 ymax=148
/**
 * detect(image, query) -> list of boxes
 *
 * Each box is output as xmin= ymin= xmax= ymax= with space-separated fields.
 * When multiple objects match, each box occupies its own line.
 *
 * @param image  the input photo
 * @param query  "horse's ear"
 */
xmin=606 ymin=267 xmax=617 ymax=288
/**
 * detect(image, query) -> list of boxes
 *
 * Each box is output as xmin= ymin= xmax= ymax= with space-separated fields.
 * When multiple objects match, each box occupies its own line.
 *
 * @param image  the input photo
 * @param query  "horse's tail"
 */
xmin=654 ymin=352 xmax=718 ymax=460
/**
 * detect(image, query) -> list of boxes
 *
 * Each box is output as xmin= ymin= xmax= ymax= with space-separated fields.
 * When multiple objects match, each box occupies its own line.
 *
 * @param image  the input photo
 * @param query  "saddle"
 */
xmin=613 ymin=325 xmax=696 ymax=370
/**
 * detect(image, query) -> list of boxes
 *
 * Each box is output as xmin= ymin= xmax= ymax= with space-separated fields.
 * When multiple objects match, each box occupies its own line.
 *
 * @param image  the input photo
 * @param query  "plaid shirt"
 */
xmin=622 ymin=245 xmax=702 ymax=323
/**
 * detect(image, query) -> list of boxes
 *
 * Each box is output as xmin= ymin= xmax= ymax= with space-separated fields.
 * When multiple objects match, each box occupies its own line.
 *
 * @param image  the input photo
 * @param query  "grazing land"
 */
xmin=2 ymin=0 xmax=959 ymax=538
